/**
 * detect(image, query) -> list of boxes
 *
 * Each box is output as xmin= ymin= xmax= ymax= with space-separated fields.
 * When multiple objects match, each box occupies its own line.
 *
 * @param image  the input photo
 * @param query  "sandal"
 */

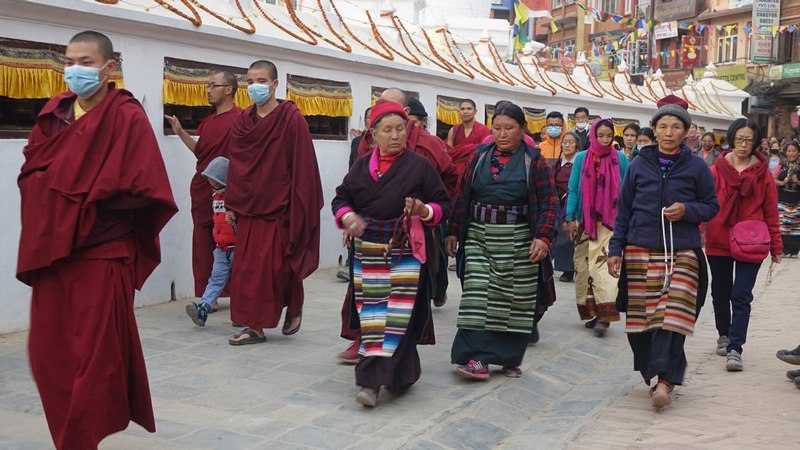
xmin=650 ymin=379 xmax=673 ymax=409
xmin=282 ymin=310 xmax=302 ymax=336
xmin=229 ymin=328 xmax=267 ymax=346
xmin=502 ymin=366 xmax=522 ymax=378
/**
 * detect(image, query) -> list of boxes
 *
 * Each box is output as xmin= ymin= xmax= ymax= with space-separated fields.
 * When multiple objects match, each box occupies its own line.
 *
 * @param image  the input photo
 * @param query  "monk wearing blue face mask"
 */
xmin=19 ymin=31 xmax=177 ymax=449
xmin=224 ymin=60 xmax=324 ymax=346
xmin=538 ymin=110 xmax=567 ymax=160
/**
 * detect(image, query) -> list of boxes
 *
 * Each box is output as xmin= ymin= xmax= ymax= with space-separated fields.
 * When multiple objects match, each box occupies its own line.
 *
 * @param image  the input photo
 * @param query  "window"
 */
xmin=601 ymin=0 xmax=617 ymax=14
xmin=551 ymin=42 xmax=562 ymax=50
xmin=0 ymin=37 xmax=123 ymax=138
xmin=287 ymin=74 xmax=352 ymax=140
xmin=716 ymin=25 xmax=737 ymax=64
xmin=624 ymin=0 xmax=632 ymax=14
xmin=564 ymin=39 xmax=576 ymax=52
xmin=163 ymin=57 xmax=248 ymax=135
xmin=553 ymin=0 xmax=563 ymax=8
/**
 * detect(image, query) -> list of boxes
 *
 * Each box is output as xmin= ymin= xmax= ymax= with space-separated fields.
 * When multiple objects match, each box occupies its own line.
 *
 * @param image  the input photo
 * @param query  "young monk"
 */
xmin=18 ymin=31 xmax=177 ymax=449
xmin=446 ymin=98 xmax=491 ymax=183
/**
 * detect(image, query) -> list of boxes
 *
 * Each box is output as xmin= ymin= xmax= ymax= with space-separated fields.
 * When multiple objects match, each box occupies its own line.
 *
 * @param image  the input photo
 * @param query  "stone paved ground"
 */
xmin=0 ymin=259 xmax=797 ymax=449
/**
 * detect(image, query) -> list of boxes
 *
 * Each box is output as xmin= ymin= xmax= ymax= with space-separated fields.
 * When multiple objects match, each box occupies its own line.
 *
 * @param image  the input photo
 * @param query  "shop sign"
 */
xmin=654 ymin=21 xmax=679 ymax=40
xmin=681 ymin=36 xmax=703 ymax=68
xmin=752 ymin=0 xmax=780 ymax=30
xmin=654 ymin=0 xmax=697 ymax=22
xmin=782 ymin=63 xmax=800 ymax=80
xmin=693 ymin=64 xmax=748 ymax=89
xmin=751 ymin=34 xmax=774 ymax=63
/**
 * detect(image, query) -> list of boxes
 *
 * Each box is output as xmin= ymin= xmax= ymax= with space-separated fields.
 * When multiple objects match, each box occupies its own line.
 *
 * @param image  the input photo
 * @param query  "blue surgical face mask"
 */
xmin=722 ymin=145 xmax=730 ymax=150
xmin=248 ymin=83 xmax=272 ymax=105
xmin=64 ymin=62 xmax=107 ymax=98
xmin=547 ymin=126 xmax=562 ymax=138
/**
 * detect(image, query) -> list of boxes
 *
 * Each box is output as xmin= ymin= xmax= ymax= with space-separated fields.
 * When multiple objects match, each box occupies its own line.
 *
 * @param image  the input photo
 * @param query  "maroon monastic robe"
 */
xmin=190 ymin=107 xmax=240 ymax=296
xmin=357 ymin=120 xmax=459 ymax=197
xmin=448 ymin=122 xmax=491 ymax=184
xmin=226 ymin=101 xmax=323 ymax=329
xmin=18 ymin=88 xmax=177 ymax=450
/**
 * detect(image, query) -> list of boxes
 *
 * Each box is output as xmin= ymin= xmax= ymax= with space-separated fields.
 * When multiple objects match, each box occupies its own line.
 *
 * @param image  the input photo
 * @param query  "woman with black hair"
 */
xmin=446 ymin=101 xmax=558 ymax=380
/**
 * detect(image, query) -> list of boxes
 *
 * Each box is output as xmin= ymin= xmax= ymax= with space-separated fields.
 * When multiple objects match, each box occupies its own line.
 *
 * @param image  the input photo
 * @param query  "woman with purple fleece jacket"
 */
xmin=608 ymin=95 xmax=719 ymax=410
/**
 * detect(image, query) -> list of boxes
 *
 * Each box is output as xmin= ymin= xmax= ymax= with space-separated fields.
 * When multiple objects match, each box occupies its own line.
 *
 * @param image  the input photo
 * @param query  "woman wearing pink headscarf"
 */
xmin=563 ymin=119 xmax=630 ymax=336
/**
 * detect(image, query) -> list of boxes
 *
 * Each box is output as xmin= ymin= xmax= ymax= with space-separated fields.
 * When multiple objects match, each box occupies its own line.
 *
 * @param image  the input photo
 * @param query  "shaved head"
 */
xmin=380 ymin=88 xmax=408 ymax=107
xmin=69 ymin=30 xmax=114 ymax=61
xmin=248 ymin=60 xmax=278 ymax=81
xmin=217 ymin=71 xmax=238 ymax=96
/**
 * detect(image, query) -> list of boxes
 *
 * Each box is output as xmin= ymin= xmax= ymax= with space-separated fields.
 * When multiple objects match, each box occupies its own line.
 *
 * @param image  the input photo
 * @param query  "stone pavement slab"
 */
xmin=1 ymin=259 xmax=797 ymax=449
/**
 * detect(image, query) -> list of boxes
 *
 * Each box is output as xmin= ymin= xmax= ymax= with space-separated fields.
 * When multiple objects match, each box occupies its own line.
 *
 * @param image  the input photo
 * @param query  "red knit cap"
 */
xmin=370 ymin=99 xmax=408 ymax=129
xmin=656 ymin=94 xmax=689 ymax=110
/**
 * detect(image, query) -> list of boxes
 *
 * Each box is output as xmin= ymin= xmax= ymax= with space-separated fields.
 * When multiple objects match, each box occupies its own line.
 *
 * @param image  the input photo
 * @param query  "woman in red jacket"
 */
xmin=707 ymin=118 xmax=783 ymax=371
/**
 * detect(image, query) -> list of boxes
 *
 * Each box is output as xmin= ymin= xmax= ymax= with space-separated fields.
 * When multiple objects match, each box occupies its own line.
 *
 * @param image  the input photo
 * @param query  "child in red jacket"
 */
xmin=186 ymin=156 xmax=235 ymax=327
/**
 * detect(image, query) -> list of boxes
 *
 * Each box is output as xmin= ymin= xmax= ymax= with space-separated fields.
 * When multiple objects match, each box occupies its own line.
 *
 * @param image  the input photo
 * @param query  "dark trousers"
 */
xmin=707 ymin=255 xmax=761 ymax=354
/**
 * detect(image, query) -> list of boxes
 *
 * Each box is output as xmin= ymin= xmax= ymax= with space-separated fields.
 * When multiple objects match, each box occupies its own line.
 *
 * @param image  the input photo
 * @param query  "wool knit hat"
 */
xmin=201 ymin=156 xmax=229 ymax=187
xmin=651 ymin=94 xmax=692 ymax=129
xmin=370 ymin=99 xmax=409 ymax=129
xmin=407 ymin=96 xmax=428 ymax=118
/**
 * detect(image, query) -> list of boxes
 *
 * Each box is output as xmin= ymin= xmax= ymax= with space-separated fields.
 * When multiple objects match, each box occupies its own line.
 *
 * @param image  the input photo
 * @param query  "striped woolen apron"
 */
xmin=457 ymin=219 xmax=539 ymax=334
xmin=353 ymin=238 xmax=420 ymax=358
xmin=623 ymin=245 xmax=700 ymax=336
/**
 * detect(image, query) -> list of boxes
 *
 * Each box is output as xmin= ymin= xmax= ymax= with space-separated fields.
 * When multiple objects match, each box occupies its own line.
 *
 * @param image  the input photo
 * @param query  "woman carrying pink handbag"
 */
xmin=707 ymin=118 xmax=783 ymax=372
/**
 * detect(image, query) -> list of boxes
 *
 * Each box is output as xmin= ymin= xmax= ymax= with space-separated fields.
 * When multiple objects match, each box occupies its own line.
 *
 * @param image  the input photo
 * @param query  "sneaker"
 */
xmin=594 ymin=320 xmax=610 ymax=337
xmin=337 ymin=340 xmax=360 ymax=364
xmin=584 ymin=317 xmax=598 ymax=329
xmin=185 ymin=302 xmax=209 ymax=327
xmin=786 ymin=369 xmax=800 ymax=381
xmin=715 ymin=336 xmax=730 ymax=356
xmin=528 ymin=323 xmax=539 ymax=346
xmin=456 ymin=360 xmax=490 ymax=380
xmin=726 ymin=350 xmax=744 ymax=371
xmin=355 ymin=386 xmax=379 ymax=407
xmin=336 ymin=268 xmax=350 ymax=282
xmin=776 ymin=345 xmax=800 ymax=365
xmin=559 ymin=271 xmax=574 ymax=282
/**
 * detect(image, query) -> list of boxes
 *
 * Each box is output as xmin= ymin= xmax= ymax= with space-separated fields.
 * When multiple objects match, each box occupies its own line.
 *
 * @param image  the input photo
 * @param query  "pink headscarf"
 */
xmin=580 ymin=118 xmax=621 ymax=240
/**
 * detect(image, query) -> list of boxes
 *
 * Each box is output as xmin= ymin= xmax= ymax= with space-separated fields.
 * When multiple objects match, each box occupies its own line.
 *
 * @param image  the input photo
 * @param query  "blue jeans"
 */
xmin=707 ymin=255 xmax=761 ymax=354
xmin=200 ymin=248 xmax=234 ymax=308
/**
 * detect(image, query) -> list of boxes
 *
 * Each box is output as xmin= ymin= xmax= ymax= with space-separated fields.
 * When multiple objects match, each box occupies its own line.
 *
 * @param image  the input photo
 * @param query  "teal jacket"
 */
xmin=564 ymin=150 xmax=629 ymax=223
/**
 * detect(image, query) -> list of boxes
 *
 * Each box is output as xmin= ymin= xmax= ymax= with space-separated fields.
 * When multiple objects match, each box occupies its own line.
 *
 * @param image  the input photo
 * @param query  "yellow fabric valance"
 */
xmin=485 ymin=105 xmax=495 ymax=128
xmin=287 ymin=74 xmax=352 ymax=117
xmin=712 ymin=129 xmax=727 ymax=144
xmin=524 ymin=108 xmax=546 ymax=135
xmin=436 ymin=95 xmax=462 ymax=126
xmin=612 ymin=118 xmax=639 ymax=137
xmin=0 ymin=43 xmax=123 ymax=99
xmin=163 ymin=61 xmax=249 ymax=109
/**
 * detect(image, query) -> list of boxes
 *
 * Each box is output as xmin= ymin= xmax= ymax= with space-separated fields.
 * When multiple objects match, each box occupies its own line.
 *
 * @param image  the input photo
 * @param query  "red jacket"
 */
xmin=212 ymin=191 xmax=236 ymax=250
xmin=707 ymin=153 xmax=782 ymax=257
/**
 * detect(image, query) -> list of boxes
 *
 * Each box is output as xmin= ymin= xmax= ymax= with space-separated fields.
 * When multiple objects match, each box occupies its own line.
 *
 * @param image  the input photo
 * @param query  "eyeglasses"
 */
xmin=207 ymin=84 xmax=230 ymax=90
xmin=734 ymin=137 xmax=754 ymax=145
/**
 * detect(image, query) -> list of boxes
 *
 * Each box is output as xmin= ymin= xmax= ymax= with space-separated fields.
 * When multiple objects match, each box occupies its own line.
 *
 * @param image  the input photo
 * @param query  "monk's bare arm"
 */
xmin=446 ymin=127 xmax=454 ymax=147
xmin=164 ymin=115 xmax=197 ymax=152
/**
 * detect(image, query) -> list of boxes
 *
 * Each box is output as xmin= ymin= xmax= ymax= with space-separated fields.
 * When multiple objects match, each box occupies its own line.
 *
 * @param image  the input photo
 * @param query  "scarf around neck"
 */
xmin=581 ymin=119 xmax=620 ymax=240
xmin=714 ymin=150 xmax=767 ymax=227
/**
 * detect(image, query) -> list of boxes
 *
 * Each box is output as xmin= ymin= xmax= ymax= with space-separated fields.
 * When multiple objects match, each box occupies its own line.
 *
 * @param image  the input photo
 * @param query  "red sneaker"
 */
xmin=337 ymin=340 xmax=360 ymax=364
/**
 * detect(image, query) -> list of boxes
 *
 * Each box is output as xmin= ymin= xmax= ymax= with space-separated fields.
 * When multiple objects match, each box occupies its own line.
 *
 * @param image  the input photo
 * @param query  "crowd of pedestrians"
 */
xmin=15 ymin=29 xmax=800 ymax=449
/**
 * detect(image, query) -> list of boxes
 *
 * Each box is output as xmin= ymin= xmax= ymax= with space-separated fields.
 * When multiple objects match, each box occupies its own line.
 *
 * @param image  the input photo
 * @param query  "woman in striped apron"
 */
xmin=445 ymin=101 xmax=558 ymax=380
xmin=332 ymin=100 xmax=451 ymax=407
xmin=608 ymin=95 xmax=720 ymax=409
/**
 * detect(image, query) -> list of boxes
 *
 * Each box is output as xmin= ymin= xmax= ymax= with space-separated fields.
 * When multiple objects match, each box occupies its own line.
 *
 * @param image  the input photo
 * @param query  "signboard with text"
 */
xmin=751 ymin=34 xmax=774 ymax=63
xmin=654 ymin=0 xmax=698 ymax=22
xmin=752 ymin=0 xmax=781 ymax=31
xmin=654 ymin=21 xmax=679 ymax=40
xmin=693 ymin=65 xmax=748 ymax=89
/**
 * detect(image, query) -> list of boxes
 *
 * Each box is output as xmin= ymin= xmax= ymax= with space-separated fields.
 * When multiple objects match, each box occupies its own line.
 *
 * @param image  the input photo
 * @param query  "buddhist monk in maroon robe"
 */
xmin=17 ymin=31 xmax=177 ymax=450
xmin=337 ymin=89 xmax=457 ymax=362
xmin=225 ymin=60 xmax=323 ymax=345
xmin=165 ymin=71 xmax=240 ymax=300
xmin=446 ymin=99 xmax=491 ymax=185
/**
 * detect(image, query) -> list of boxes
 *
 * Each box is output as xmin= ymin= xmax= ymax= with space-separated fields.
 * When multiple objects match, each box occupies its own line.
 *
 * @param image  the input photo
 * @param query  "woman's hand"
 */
xmin=772 ymin=254 xmax=783 ymax=264
xmin=529 ymin=239 xmax=549 ymax=262
xmin=404 ymin=197 xmax=428 ymax=217
xmin=663 ymin=202 xmax=686 ymax=222
xmin=225 ymin=210 xmax=238 ymax=225
xmin=608 ymin=256 xmax=622 ymax=278
xmin=342 ymin=213 xmax=366 ymax=238
xmin=445 ymin=236 xmax=458 ymax=258
xmin=562 ymin=220 xmax=578 ymax=241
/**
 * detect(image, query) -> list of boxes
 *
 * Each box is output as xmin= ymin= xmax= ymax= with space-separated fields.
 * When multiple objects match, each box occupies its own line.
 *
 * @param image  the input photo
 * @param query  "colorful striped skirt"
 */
xmin=353 ymin=238 xmax=421 ymax=358
xmin=623 ymin=245 xmax=700 ymax=336
xmin=778 ymin=193 xmax=800 ymax=237
xmin=457 ymin=222 xmax=538 ymax=334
